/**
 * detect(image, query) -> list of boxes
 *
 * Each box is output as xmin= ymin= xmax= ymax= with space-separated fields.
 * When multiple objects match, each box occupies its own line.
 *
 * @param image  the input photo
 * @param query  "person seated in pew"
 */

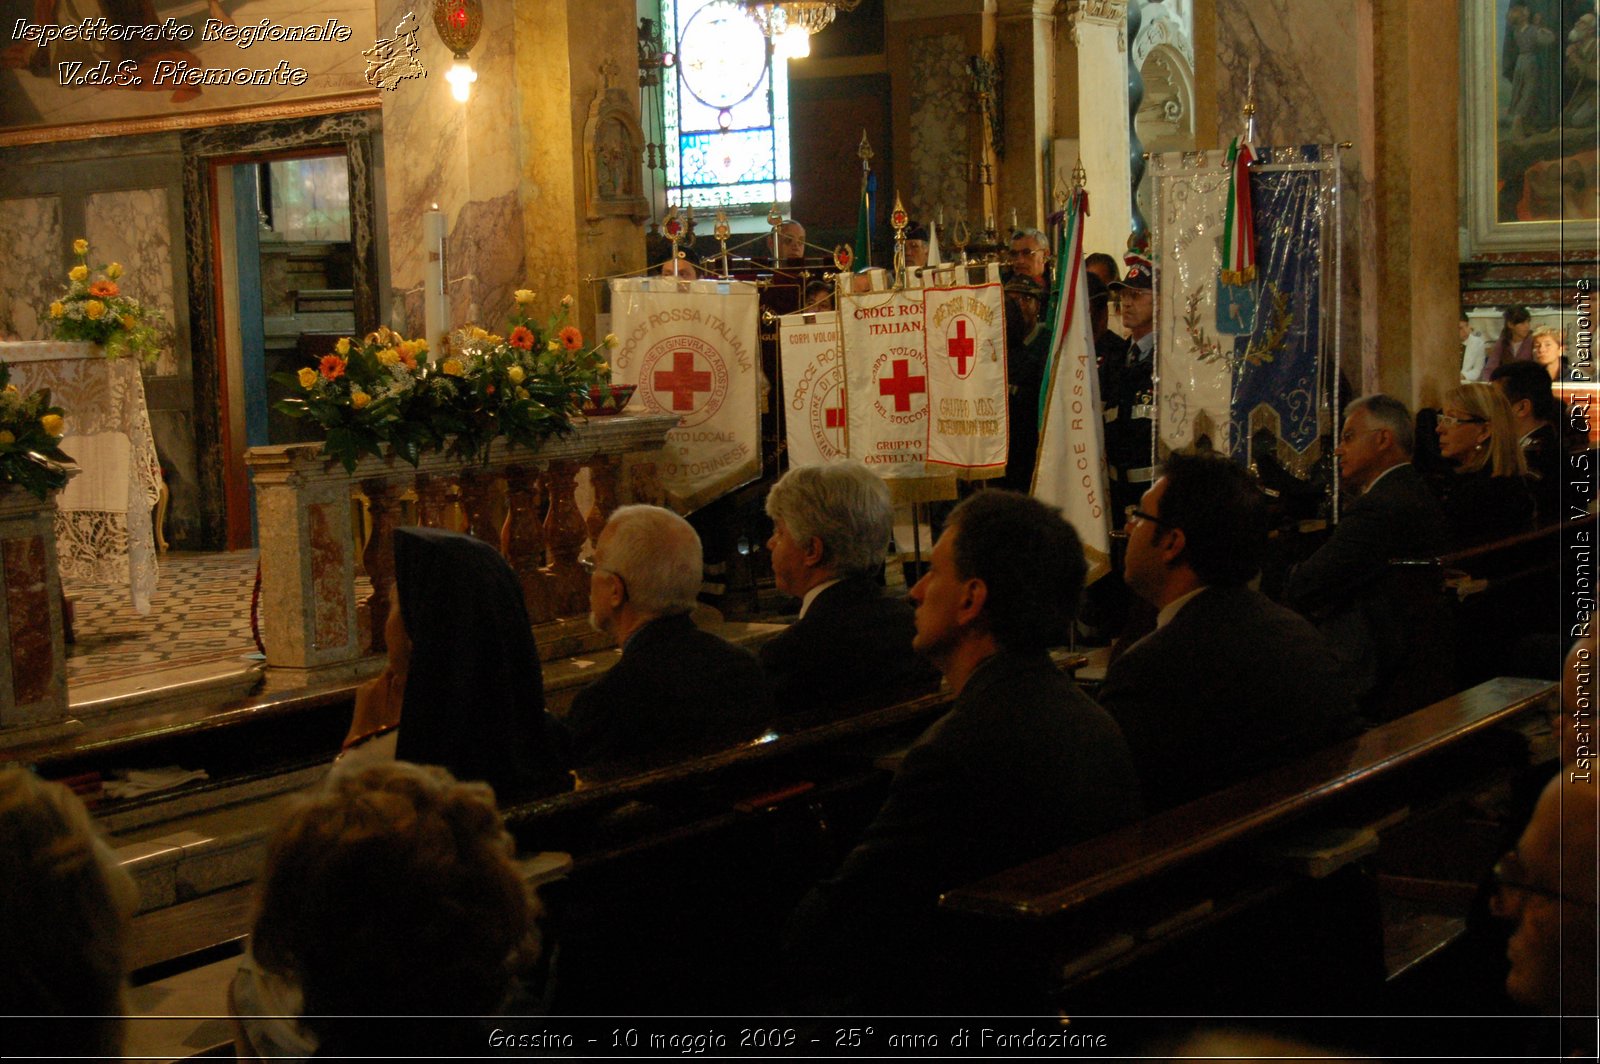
xmin=1431 ymin=382 xmax=1537 ymax=549
xmin=1 ymin=767 xmax=138 ymax=1060
xmin=1491 ymin=360 xmax=1564 ymax=525
xmin=1491 ymin=770 xmax=1598 ymax=1057
xmin=340 ymin=528 xmax=571 ymax=802
xmin=759 ymin=462 xmax=937 ymax=718
xmin=240 ymin=762 xmax=540 ymax=1058
xmin=1284 ymin=394 xmax=1450 ymax=707
xmin=1100 ymin=452 xmax=1360 ymax=813
xmin=563 ymin=505 xmax=774 ymax=766
xmin=784 ymin=490 xmax=1139 ymax=1011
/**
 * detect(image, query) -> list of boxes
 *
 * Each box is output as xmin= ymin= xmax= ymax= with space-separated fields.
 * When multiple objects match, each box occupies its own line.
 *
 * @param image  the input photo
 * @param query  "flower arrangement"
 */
xmin=0 ymin=360 xmax=71 ymax=500
xmin=49 ymin=239 xmax=162 ymax=364
xmin=271 ymin=328 xmax=433 ymax=472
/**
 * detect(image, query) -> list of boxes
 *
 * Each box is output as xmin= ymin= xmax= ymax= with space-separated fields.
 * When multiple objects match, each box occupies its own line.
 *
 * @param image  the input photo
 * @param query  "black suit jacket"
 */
xmin=786 ymin=650 xmax=1139 ymax=1009
xmin=1437 ymin=466 xmax=1537 ymax=550
xmin=758 ymin=576 xmax=938 ymax=718
xmin=564 ymin=612 xmax=774 ymax=767
xmin=1098 ymin=585 xmax=1359 ymax=813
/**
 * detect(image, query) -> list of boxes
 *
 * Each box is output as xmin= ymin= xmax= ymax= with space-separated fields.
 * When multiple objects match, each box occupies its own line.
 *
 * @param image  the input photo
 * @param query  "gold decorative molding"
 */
xmin=0 ymin=92 xmax=382 ymax=149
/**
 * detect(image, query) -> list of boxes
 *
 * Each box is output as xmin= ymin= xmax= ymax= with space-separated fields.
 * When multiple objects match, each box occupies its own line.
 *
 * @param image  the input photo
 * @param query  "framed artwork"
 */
xmin=1462 ymin=0 xmax=1600 ymax=250
xmin=0 ymin=0 xmax=380 ymax=147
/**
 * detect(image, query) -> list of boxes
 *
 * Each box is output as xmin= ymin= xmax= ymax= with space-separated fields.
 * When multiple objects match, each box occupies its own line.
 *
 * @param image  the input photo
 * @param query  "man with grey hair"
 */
xmin=1007 ymin=227 xmax=1050 ymax=288
xmin=565 ymin=505 xmax=773 ymax=766
xmin=760 ymin=463 xmax=936 ymax=716
xmin=1286 ymin=394 xmax=1449 ymax=711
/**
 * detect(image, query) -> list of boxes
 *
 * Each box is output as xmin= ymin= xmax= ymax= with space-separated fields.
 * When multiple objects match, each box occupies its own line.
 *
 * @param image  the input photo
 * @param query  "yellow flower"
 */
xmin=350 ymin=390 xmax=371 ymax=409
xmin=0 ymin=431 xmax=13 ymax=446
xmin=72 ymin=238 xmax=88 ymax=255
xmin=604 ymin=333 xmax=619 ymax=349
xmin=3 ymin=385 xmax=17 ymax=395
xmin=442 ymin=358 xmax=464 ymax=377
xmin=120 ymin=314 xmax=135 ymax=330
xmin=596 ymin=362 xmax=609 ymax=373
xmin=69 ymin=265 xmax=88 ymax=282
xmin=106 ymin=262 xmax=123 ymax=280
xmin=49 ymin=301 xmax=64 ymax=319
xmin=415 ymin=339 xmax=428 ymax=352
xmin=507 ymin=365 xmax=525 ymax=384
xmin=85 ymin=300 xmax=105 ymax=320
xmin=486 ymin=334 xmax=502 ymax=345
xmin=335 ymin=337 xmax=351 ymax=356
xmin=470 ymin=326 xmax=489 ymax=341
xmin=40 ymin=413 xmax=65 ymax=436
xmin=297 ymin=367 xmax=318 ymax=389
xmin=514 ymin=289 xmax=535 ymax=304
xmin=547 ymin=340 xmax=560 ymax=352
xmin=515 ymin=386 xmax=529 ymax=399
xmin=376 ymin=348 xmax=398 ymax=366
xmin=560 ymin=295 xmax=574 ymax=308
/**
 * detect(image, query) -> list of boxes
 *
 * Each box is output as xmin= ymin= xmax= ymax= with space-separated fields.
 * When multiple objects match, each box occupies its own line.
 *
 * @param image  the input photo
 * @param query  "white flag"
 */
xmin=923 ymin=279 xmax=1007 ymax=473
xmin=778 ymin=310 xmax=847 ymax=467
xmin=610 ymin=277 xmax=762 ymax=512
xmin=840 ymin=286 xmax=929 ymax=478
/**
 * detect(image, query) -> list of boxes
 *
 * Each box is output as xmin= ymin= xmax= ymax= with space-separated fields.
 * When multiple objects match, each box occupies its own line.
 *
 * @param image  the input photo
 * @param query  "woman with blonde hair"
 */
xmin=1530 ymin=325 xmax=1579 ymax=382
xmin=1433 ymin=381 xmax=1536 ymax=548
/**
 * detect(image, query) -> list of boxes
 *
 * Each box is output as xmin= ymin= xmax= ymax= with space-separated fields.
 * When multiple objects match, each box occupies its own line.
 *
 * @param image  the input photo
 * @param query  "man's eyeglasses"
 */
xmin=1437 ymin=413 xmax=1488 ymax=428
xmin=1008 ymin=246 xmax=1045 ymax=259
xmin=578 ymin=556 xmax=626 ymax=596
xmin=1124 ymin=505 xmax=1171 ymax=529
xmin=1338 ymin=427 xmax=1382 ymax=446
xmin=1492 ymin=851 xmax=1588 ymax=907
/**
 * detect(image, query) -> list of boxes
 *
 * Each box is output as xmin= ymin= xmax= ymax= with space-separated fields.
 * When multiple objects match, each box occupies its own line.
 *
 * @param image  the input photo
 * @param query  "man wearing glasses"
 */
xmin=1098 ymin=453 xmax=1358 ymax=812
xmin=564 ymin=505 xmax=774 ymax=766
xmin=1006 ymin=227 xmax=1050 ymax=287
xmin=1284 ymin=394 xmax=1449 ymax=714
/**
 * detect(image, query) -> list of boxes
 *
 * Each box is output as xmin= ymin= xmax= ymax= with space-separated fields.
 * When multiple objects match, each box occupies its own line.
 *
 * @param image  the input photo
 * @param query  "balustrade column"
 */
xmin=414 ymin=472 xmax=458 ymax=530
xmin=359 ymin=477 xmax=406 ymax=653
xmin=542 ymin=460 xmax=589 ymax=617
xmin=458 ymin=466 xmax=500 ymax=543
xmin=503 ymin=465 xmax=554 ymax=623
xmin=586 ymin=455 xmax=619 ymax=545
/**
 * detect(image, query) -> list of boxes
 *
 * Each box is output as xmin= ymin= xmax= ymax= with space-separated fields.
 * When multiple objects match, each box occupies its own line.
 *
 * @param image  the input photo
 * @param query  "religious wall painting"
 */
xmin=1464 ymin=2 xmax=1600 ymax=250
xmin=0 ymin=0 xmax=380 ymax=146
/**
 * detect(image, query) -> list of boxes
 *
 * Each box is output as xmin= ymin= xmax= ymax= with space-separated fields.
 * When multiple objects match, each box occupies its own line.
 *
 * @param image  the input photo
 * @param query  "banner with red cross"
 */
xmin=778 ymin=310 xmax=847 ymax=468
xmin=840 ymin=286 xmax=929 ymax=478
xmin=922 ymin=279 xmax=1007 ymax=474
xmin=608 ymin=277 xmax=762 ymax=512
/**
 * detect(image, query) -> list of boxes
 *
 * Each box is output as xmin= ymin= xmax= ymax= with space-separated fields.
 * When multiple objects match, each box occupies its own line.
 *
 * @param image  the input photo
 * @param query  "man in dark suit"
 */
xmin=760 ymin=462 xmax=936 ymax=717
xmin=786 ymin=491 xmax=1139 ymax=1010
xmin=565 ymin=505 xmax=773 ymax=767
xmin=1101 ymin=453 xmax=1358 ymax=813
xmin=1285 ymin=394 xmax=1452 ymax=711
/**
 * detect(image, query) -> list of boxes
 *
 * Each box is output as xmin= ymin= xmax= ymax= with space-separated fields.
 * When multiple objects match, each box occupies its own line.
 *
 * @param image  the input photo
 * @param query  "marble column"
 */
xmin=0 ymin=488 xmax=67 ymax=730
xmin=1065 ymin=0 xmax=1134 ymax=259
xmin=994 ymin=0 xmax=1057 ymax=229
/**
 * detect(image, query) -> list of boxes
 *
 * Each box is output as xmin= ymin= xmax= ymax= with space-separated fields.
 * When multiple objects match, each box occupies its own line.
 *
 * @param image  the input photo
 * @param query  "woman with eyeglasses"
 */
xmin=1432 ymin=382 xmax=1536 ymax=549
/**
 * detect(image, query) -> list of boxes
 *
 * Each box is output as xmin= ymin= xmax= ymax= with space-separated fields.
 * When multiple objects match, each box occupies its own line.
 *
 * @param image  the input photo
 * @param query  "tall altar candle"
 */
xmin=423 ymin=206 xmax=448 ymax=352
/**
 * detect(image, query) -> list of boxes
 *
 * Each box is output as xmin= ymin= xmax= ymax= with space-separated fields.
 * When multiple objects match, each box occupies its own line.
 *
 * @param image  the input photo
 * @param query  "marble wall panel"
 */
xmin=908 ymin=35 xmax=975 ymax=225
xmin=85 ymin=188 xmax=179 ymax=376
xmin=0 ymin=196 xmax=62 ymax=342
xmin=4 ymin=534 xmax=53 ymax=706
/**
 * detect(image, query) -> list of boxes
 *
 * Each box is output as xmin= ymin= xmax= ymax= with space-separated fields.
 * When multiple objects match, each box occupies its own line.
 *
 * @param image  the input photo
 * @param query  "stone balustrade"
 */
xmin=245 ymin=414 xmax=677 ymax=671
xmin=0 ymin=486 xmax=69 ymax=729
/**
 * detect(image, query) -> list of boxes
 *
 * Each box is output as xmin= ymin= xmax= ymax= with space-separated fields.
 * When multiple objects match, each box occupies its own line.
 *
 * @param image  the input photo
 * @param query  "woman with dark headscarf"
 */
xmin=341 ymin=527 xmax=569 ymax=802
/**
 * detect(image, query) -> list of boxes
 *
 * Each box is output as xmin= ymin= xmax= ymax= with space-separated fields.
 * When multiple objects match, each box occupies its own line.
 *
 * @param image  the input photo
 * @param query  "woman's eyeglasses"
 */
xmin=1436 ymin=413 xmax=1487 ymax=428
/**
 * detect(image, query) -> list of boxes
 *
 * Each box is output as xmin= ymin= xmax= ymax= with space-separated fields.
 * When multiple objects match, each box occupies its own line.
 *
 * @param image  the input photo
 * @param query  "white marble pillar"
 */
xmin=995 ymin=0 xmax=1057 ymax=230
xmin=1066 ymin=0 xmax=1133 ymax=258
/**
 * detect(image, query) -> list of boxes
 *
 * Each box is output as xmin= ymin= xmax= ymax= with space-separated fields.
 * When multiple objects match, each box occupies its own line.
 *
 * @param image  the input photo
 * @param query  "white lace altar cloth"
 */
xmin=0 ymin=341 xmax=160 ymax=614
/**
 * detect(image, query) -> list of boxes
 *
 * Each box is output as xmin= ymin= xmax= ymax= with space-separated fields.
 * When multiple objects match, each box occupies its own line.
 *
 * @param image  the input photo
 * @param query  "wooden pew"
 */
xmin=938 ymin=677 xmax=1556 ymax=1017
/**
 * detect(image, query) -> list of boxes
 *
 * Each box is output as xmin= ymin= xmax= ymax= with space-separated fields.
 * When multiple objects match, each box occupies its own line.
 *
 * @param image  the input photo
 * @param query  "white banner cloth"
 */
xmin=840 ymin=286 xmax=929 ymax=479
xmin=609 ymin=278 xmax=762 ymax=512
xmin=778 ymin=311 xmax=847 ymax=467
xmin=923 ymin=281 xmax=1007 ymax=472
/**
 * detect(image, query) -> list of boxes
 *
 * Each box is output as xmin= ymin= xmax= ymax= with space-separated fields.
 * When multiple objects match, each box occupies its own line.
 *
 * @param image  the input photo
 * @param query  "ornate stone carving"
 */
xmin=1065 ymin=0 xmax=1128 ymax=49
xmin=583 ymin=60 xmax=650 ymax=224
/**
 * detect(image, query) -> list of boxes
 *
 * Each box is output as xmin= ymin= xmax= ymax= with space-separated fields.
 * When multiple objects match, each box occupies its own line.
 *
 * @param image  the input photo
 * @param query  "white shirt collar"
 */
xmin=1156 ymin=585 xmax=1208 ymax=628
xmin=798 ymin=578 xmax=843 ymax=619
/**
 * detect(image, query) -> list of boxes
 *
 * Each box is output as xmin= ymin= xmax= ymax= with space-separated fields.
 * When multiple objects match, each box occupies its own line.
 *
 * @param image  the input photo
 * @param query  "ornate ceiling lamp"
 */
xmin=741 ymin=0 xmax=862 ymax=60
xmin=432 ymin=0 xmax=484 ymax=102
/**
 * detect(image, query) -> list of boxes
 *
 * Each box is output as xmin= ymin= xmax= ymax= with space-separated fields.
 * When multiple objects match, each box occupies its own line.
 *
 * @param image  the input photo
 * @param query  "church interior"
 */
xmin=0 ymin=0 xmax=1596 ymax=1058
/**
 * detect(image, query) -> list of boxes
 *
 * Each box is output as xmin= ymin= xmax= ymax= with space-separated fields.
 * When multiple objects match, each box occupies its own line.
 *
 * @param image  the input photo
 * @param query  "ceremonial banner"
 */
xmin=610 ymin=277 xmax=761 ymax=512
xmin=778 ymin=311 xmax=847 ymax=467
xmin=841 ymin=286 xmax=928 ymax=478
xmin=1032 ymin=188 xmax=1112 ymax=581
xmin=923 ymin=281 xmax=1007 ymax=473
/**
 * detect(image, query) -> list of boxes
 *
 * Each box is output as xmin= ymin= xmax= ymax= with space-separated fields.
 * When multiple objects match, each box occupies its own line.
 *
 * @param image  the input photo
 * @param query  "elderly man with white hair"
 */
xmin=760 ymin=463 xmax=937 ymax=717
xmin=565 ymin=505 xmax=774 ymax=766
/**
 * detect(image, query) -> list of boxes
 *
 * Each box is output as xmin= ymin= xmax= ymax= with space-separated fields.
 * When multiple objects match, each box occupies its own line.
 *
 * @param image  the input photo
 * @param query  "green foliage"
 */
xmin=0 ymin=361 xmax=71 ymax=500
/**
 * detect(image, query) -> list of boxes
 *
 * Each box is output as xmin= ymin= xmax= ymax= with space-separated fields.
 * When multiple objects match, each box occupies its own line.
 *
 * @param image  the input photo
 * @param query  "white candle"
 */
xmin=423 ymin=206 xmax=447 ymax=351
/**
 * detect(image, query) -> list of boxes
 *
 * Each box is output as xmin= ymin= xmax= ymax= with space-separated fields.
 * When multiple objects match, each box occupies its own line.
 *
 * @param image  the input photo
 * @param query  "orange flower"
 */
xmin=319 ymin=354 xmax=347 ymax=381
xmin=88 ymin=280 xmax=119 ymax=298
xmin=509 ymin=325 xmax=535 ymax=350
xmin=398 ymin=349 xmax=417 ymax=370
xmin=559 ymin=325 xmax=583 ymax=351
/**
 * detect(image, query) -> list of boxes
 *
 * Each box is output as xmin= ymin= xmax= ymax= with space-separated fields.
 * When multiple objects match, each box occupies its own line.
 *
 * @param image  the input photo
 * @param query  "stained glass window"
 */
xmin=664 ymin=0 xmax=791 ymax=210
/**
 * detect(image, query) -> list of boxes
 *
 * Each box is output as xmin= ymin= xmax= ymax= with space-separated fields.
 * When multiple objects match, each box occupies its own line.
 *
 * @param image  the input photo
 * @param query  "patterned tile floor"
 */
xmin=66 ymin=551 xmax=264 ymax=688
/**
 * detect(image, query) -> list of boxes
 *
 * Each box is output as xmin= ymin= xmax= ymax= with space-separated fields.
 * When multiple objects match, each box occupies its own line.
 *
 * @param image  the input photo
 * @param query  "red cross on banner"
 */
xmin=878 ymin=358 xmax=927 ymax=412
xmin=653 ymin=350 xmax=713 ymax=411
xmin=824 ymin=404 xmax=845 ymax=428
xmin=948 ymin=318 xmax=974 ymax=377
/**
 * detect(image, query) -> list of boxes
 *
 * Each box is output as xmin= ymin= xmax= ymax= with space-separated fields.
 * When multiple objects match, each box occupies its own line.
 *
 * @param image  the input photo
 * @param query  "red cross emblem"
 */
xmin=824 ymin=404 xmax=845 ymax=429
xmin=652 ymin=350 xmax=713 ymax=412
xmin=878 ymin=358 xmax=927 ymax=413
xmin=947 ymin=318 xmax=975 ymax=378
